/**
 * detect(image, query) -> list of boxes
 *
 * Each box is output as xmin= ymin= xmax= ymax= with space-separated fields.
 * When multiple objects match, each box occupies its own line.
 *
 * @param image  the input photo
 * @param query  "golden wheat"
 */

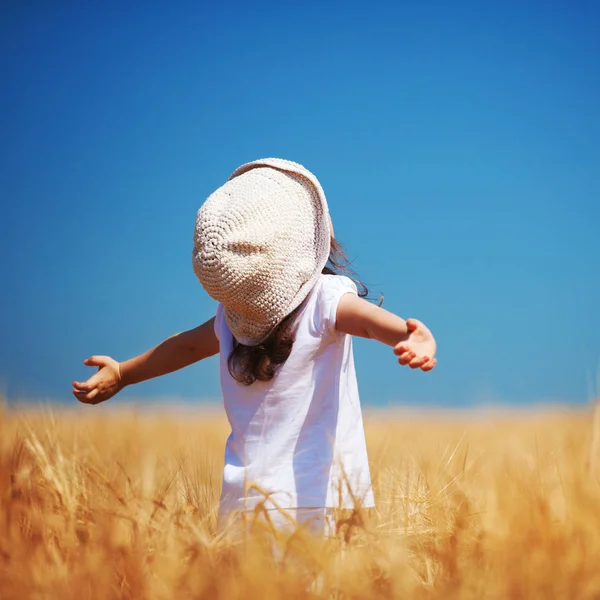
xmin=1 ymin=402 xmax=600 ymax=599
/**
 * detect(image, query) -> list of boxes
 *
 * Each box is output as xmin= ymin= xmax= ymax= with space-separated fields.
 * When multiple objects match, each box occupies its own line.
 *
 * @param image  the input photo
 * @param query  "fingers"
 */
xmin=420 ymin=358 xmax=437 ymax=372
xmin=406 ymin=319 xmax=419 ymax=332
xmin=85 ymin=388 xmax=99 ymax=402
xmin=73 ymin=390 xmax=85 ymax=402
xmin=72 ymin=372 xmax=101 ymax=392
xmin=84 ymin=355 xmax=110 ymax=368
xmin=72 ymin=380 xmax=92 ymax=392
xmin=73 ymin=356 xmax=115 ymax=404
xmin=398 ymin=353 xmax=412 ymax=366
xmin=73 ymin=388 xmax=99 ymax=404
xmin=397 ymin=349 xmax=413 ymax=365
xmin=398 ymin=351 xmax=426 ymax=368
xmin=397 ymin=351 xmax=437 ymax=370
xmin=409 ymin=354 xmax=429 ymax=369
xmin=73 ymin=356 xmax=110 ymax=392
xmin=394 ymin=343 xmax=410 ymax=357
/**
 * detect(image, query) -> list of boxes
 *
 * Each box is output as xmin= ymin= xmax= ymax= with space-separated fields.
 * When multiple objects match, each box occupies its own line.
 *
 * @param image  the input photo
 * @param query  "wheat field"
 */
xmin=1 ymin=402 xmax=600 ymax=599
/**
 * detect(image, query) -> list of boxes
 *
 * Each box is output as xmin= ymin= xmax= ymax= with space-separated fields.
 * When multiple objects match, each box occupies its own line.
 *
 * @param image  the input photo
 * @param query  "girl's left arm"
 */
xmin=335 ymin=294 xmax=437 ymax=371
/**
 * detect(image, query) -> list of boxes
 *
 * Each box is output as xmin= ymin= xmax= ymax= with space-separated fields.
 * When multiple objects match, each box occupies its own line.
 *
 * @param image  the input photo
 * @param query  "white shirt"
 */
xmin=214 ymin=274 xmax=375 ymax=513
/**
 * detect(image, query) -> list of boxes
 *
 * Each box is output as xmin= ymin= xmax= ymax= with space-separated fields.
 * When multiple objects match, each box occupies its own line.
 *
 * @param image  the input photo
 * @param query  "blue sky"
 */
xmin=1 ymin=1 xmax=599 ymax=408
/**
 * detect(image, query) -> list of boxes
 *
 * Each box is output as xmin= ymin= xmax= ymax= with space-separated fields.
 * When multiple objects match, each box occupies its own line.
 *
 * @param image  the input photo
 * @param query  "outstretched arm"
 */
xmin=335 ymin=294 xmax=437 ymax=371
xmin=73 ymin=317 xmax=219 ymax=404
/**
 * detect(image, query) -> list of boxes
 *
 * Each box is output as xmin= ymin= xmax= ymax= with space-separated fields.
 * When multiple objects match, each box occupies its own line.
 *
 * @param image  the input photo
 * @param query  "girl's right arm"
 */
xmin=336 ymin=294 xmax=437 ymax=371
xmin=72 ymin=317 xmax=219 ymax=405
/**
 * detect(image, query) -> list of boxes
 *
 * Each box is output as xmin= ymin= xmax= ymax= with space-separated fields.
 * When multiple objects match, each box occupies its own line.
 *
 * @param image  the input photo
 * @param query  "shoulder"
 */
xmin=315 ymin=274 xmax=358 ymax=298
xmin=305 ymin=274 xmax=358 ymax=336
xmin=213 ymin=303 xmax=226 ymax=342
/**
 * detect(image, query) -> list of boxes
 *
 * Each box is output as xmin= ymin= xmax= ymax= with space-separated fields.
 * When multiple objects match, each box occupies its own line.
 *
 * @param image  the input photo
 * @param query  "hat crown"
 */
xmin=193 ymin=159 xmax=331 ymax=345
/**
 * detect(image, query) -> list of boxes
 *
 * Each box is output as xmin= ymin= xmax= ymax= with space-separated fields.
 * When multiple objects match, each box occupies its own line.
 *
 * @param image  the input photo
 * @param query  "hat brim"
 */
xmin=223 ymin=159 xmax=332 ymax=346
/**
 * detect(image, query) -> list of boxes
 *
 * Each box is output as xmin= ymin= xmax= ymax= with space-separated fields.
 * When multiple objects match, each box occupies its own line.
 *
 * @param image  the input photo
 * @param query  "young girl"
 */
xmin=72 ymin=158 xmax=437 ymax=536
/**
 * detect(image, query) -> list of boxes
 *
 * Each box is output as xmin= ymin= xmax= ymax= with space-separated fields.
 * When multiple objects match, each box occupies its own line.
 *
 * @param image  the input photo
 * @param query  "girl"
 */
xmin=72 ymin=158 xmax=437 ymax=536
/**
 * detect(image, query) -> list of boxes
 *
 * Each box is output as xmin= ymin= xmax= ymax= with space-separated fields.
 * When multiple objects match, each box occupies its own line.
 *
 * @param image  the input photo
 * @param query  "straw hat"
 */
xmin=192 ymin=158 xmax=331 ymax=346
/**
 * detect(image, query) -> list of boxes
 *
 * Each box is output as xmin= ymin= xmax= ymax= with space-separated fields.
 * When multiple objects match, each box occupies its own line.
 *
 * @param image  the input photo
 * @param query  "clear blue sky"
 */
xmin=1 ymin=1 xmax=599 ymax=408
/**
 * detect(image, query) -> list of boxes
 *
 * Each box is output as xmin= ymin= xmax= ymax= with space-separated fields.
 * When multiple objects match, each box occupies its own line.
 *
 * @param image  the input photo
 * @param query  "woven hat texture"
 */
xmin=192 ymin=158 xmax=331 ymax=346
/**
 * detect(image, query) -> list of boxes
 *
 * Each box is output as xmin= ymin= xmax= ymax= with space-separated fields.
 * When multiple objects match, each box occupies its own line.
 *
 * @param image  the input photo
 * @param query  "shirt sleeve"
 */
xmin=315 ymin=275 xmax=358 ymax=338
xmin=214 ymin=303 xmax=224 ymax=342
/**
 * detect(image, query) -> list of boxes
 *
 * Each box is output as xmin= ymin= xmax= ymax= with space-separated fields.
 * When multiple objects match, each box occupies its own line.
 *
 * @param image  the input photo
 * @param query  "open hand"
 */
xmin=394 ymin=319 xmax=437 ymax=372
xmin=72 ymin=356 xmax=123 ymax=405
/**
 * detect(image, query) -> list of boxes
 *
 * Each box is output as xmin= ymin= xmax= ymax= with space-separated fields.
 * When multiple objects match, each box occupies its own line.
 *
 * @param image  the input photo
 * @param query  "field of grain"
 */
xmin=1 ymin=402 xmax=600 ymax=599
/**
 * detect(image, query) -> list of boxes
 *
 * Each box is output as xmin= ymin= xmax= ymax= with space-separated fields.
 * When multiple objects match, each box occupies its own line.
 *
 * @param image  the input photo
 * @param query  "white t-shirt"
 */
xmin=214 ymin=274 xmax=375 ymax=513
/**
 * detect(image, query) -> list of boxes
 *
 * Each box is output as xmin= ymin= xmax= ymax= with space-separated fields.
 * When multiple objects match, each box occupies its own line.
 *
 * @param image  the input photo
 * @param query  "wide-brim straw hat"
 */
xmin=192 ymin=158 xmax=331 ymax=346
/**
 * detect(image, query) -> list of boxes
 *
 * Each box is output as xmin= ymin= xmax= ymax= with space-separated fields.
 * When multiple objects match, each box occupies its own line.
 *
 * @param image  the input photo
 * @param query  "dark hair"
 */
xmin=227 ymin=238 xmax=369 ymax=386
